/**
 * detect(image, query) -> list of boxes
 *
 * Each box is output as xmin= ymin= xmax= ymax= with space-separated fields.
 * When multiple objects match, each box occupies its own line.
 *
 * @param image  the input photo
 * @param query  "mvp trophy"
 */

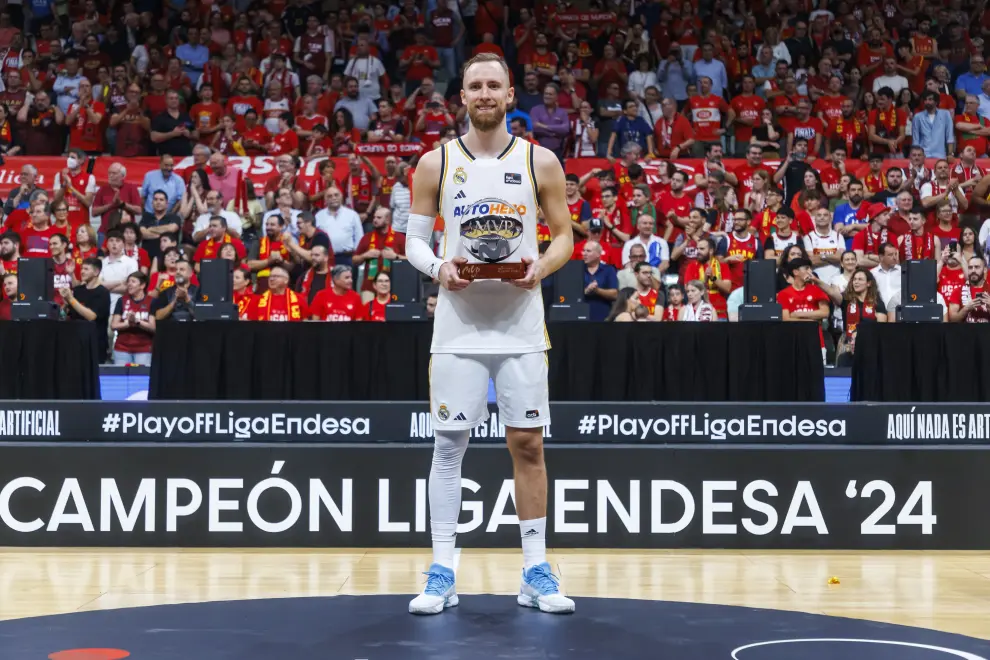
xmin=455 ymin=206 xmax=529 ymax=281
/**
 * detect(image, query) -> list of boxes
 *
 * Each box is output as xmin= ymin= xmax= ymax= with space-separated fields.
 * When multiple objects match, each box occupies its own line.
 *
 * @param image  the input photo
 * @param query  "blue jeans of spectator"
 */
xmin=113 ymin=351 xmax=152 ymax=367
xmin=437 ymin=47 xmax=457 ymax=80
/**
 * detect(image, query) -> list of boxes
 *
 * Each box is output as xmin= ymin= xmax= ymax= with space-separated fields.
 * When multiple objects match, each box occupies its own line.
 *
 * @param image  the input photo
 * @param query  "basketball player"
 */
xmin=403 ymin=53 xmax=575 ymax=615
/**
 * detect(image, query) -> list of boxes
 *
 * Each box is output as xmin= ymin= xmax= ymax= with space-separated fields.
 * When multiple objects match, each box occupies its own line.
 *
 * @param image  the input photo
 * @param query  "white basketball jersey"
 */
xmin=803 ymin=229 xmax=842 ymax=281
xmin=433 ymin=135 xmax=548 ymax=355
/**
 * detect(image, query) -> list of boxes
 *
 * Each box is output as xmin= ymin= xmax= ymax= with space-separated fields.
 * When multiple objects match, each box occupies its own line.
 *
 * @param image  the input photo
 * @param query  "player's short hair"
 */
xmin=462 ymin=52 xmax=511 ymax=80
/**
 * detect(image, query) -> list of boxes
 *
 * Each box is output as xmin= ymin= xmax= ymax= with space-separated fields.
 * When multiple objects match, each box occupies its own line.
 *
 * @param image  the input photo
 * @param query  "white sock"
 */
xmin=519 ymin=517 xmax=547 ymax=570
xmin=429 ymin=429 xmax=469 ymax=570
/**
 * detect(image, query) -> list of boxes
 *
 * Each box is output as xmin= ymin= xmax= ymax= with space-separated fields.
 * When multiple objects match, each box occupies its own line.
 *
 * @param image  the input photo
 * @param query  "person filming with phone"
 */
xmin=948 ymin=255 xmax=990 ymax=323
xmin=772 ymin=136 xmax=812 ymax=207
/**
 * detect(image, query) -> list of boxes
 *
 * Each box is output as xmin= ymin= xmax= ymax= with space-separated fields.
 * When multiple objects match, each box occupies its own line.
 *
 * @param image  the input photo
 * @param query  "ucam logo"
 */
xmin=732 ymin=639 xmax=987 ymax=660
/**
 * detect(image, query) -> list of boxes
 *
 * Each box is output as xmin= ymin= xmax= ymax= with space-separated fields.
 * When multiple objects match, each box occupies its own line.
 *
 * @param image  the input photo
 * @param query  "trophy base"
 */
xmin=457 ymin=262 xmax=528 ymax=280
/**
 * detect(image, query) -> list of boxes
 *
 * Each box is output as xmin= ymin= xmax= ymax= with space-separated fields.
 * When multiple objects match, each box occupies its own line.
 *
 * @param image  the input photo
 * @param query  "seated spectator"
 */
xmin=661 ymin=284 xmax=686 ymax=321
xmin=247 ymin=214 xmax=293 ymax=293
xmin=148 ymin=247 xmax=198 ymax=298
xmin=192 ymin=215 xmax=247 ymax=273
xmin=682 ymin=280 xmax=718 ymax=322
xmin=0 ymin=231 xmax=19 ymax=273
xmin=778 ymin=257 xmax=830 ymax=357
xmin=101 ymin=228 xmax=140 ymax=311
xmin=835 ymin=267 xmax=888 ymax=366
xmin=367 ymin=271 xmax=393 ymax=322
xmin=110 ymin=271 xmax=155 ymax=366
xmin=948 ymin=255 xmax=990 ymax=323
xmin=63 ymin=257 xmax=111 ymax=361
xmin=72 ymin=225 xmax=100 ymax=280
xmin=605 ymin=288 xmax=651 ymax=322
xmin=775 ymin=243 xmax=811 ymax=291
xmin=92 ymin=162 xmax=143 ymax=234
xmin=898 ymin=209 xmax=942 ymax=261
xmin=0 ymin=272 xmax=15 ymax=320
xmin=581 ymin=241 xmax=619 ymax=322
xmin=354 ymin=208 xmax=406 ymax=302
xmin=621 ymin=215 xmax=669 ymax=272
xmin=233 ymin=267 xmax=255 ymax=320
xmin=310 ymin=264 xmax=365 ymax=321
xmin=140 ymin=154 xmax=184 ymax=214
xmin=243 ymin=262 xmax=306 ymax=322
xmin=152 ymin=258 xmax=199 ymax=321
xmin=852 ymin=203 xmax=893 ymax=267
xmin=191 ymin=188 xmax=240 ymax=243
xmin=315 ymin=186 xmax=363 ymax=267
xmin=629 ymin=261 xmax=664 ymax=319
xmin=682 ymin=237 xmax=732 ymax=319
xmin=870 ymin=242 xmax=902 ymax=310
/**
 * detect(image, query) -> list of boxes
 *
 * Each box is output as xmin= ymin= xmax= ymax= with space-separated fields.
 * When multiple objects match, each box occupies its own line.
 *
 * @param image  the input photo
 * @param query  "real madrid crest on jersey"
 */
xmin=453 ymin=167 xmax=467 ymax=185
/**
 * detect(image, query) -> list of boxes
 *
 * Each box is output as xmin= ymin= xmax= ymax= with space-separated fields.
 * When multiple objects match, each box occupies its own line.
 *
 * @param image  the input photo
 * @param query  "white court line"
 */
xmin=732 ymin=639 xmax=987 ymax=660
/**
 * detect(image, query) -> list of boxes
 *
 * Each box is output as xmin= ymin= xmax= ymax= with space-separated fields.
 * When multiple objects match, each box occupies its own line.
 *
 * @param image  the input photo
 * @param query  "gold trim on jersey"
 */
xmin=497 ymin=136 xmax=518 ymax=160
xmin=526 ymin=141 xmax=539 ymax=206
xmin=454 ymin=137 xmax=474 ymax=161
xmin=438 ymin=142 xmax=449 ymax=216
xmin=428 ymin=356 xmax=434 ymax=417
xmin=543 ymin=322 xmax=552 ymax=350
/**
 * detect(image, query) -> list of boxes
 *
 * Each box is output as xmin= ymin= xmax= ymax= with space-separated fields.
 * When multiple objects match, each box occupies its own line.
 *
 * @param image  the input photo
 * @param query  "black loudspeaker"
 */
xmin=385 ymin=302 xmax=428 ymax=321
xmin=198 ymin=258 xmax=233 ymax=303
xmin=12 ymin=257 xmax=58 ymax=320
xmin=389 ymin=259 xmax=420 ymax=302
xmin=738 ymin=258 xmax=782 ymax=321
xmin=743 ymin=258 xmax=777 ymax=304
xmin=901 ymin=259 xmax=937 ymax=305
xmin=192 ymin=259 xmax=238 ymax=320
xmin=16 ymin=257 xmax=53 ymax=301
xmin=553 ymin=260 xmax=586 ymax=305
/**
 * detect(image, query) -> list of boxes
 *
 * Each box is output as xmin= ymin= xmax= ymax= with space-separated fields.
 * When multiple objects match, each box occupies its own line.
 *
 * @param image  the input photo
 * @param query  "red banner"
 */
xmin=553 ymin=12 xmax=616 ymax=24
xmin=354 ymin=142 xmax=424 ymax=156
xmin=0 ymin=155 xmax=987 ymax=200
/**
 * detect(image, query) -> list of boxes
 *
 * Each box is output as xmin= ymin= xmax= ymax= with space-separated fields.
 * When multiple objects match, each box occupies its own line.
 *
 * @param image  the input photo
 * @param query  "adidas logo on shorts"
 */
xmin=454 ymin=190 xmax=466 ymax=200
xmin=454 ymin=412 xmax=467 ymax=421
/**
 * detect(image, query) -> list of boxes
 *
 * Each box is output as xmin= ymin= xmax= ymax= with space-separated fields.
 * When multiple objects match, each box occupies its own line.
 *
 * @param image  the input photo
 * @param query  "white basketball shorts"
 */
xmin=429 ymin=352 xmax=550 ymax=431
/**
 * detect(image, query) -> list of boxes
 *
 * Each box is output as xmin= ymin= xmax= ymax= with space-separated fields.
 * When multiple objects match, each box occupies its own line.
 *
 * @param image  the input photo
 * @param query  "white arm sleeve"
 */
xmin=406 ymin=212 xmax=445 ymax=280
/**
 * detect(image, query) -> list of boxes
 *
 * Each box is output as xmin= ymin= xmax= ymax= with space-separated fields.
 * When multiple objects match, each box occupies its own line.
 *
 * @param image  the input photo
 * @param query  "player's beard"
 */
xmin=468 ymin=100 xmax=506 ymax=131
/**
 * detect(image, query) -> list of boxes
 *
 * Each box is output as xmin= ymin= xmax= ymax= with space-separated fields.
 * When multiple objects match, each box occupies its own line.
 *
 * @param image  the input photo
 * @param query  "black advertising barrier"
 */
xmin=1 ymin=400 xmax=990 ymax=444
xmin=0 ymin=444 xmax=983 ymax=549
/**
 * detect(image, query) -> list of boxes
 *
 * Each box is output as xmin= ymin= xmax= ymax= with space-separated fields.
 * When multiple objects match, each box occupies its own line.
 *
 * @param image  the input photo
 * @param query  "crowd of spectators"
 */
xmin=0 ymin=0 xmax=986 ymax=367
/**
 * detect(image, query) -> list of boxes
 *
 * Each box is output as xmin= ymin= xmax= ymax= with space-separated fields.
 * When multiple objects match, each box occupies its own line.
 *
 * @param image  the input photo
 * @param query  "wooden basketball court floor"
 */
xmin=1 ymin=548 xmax=988 ymax=639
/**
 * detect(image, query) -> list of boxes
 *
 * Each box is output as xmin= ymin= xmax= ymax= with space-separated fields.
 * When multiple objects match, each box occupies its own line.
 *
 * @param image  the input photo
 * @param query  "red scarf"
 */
xmin=72 ymin=245 xmax=97 ymax=278
xmin=256 ymin=288 xmax=303 ymax=321
xmin=368 ymin=226 xmax=396 ymax=251
xmin=910 ymin=166 xmax=933 ymax=191
xmin=901 ymin=231 xmax=934 ymax=260
xmin=873 ymin=107 xmax=899 ymax=146
xmin=656 ymin=115 xmax=675 ymax=148
xmin=832 ymin=115 xmax=863 ymax=156
xmin=864 ymin=224 xmax=890 ymax=253
xmin=204 ymin=233 xmax=233 ymax=258
xmin=257 ymin=236 xmax=290 ymax=277
xmin=844 ymin=299 xmax=878 ymax=341
xmin=864 ymin=171 xmax=887 ymax=194
xmin=299 ymin=266 xmax=331 ymax=299
xmin=662 ymin=305 xmax=680 ymax=321
xmin=754 ymin=208 xmax=777 ymax=241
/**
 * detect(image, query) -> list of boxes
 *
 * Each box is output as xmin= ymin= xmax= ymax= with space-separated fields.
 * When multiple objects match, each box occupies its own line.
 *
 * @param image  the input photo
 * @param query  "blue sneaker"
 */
xmin=409 ymin=563 xmax=458 ymax=615
xmin=518 ymin=562 xmax=575 ymax=613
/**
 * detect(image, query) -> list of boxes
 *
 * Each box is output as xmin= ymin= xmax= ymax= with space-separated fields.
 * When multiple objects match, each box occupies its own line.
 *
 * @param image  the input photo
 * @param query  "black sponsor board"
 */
xmin=1 ymin=400 xmax=990 ymax=444
xmin=0 ymin=444 xmax=986 ymax=549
